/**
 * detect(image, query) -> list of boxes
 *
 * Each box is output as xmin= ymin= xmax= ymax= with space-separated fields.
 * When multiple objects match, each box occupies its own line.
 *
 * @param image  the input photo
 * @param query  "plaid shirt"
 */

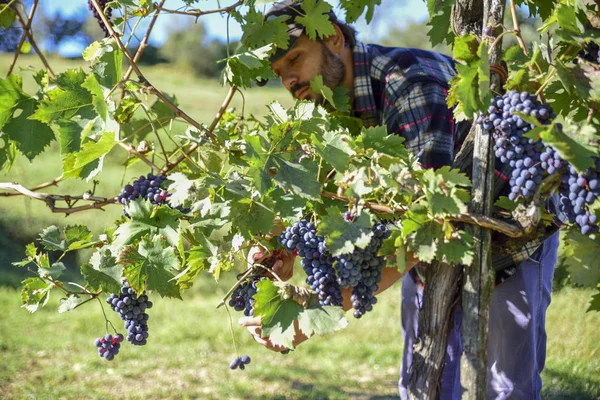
xmin=352 ymin=42 xmax=562 ymax=284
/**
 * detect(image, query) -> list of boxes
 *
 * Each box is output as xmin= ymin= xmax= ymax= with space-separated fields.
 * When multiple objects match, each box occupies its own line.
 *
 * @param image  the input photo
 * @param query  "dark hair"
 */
xmin=333 ymin=20 xmax=358 ymax=48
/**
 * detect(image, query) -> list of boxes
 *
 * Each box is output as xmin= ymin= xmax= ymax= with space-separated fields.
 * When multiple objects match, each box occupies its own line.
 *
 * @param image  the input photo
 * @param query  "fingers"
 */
xmin=238 ymin=316 xmax=262 ymax=327
xmin=239 ymin=316 xmax=289 ymax=353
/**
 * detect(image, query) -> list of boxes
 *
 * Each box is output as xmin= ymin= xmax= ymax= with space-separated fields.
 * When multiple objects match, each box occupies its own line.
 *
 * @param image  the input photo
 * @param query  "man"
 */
xmin=239 ymin=1 xmax=560 ymax=399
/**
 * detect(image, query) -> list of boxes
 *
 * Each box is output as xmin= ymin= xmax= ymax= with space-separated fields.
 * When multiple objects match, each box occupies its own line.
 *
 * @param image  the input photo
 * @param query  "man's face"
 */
xmin=270 ymin=34 xmax=345 ymax=104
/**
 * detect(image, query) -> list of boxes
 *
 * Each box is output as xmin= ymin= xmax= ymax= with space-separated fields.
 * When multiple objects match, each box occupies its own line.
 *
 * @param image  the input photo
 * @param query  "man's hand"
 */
xmin=239 ymin=315 xmax=310 ymax=352
xmin=248 ymin=247 xmax=296 ymax=281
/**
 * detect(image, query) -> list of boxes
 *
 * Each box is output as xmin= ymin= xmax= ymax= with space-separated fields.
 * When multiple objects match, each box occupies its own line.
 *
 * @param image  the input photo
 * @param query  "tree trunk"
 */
xmin=407 ymin=0 xmax=507 ymax=398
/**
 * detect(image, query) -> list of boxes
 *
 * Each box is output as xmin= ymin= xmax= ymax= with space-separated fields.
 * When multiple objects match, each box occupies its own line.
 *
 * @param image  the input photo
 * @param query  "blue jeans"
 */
xmin=399 ymin=231 xmax=559 ymax=399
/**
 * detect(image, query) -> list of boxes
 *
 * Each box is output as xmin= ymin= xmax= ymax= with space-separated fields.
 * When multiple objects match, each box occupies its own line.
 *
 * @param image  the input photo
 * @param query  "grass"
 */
xmin=0 ymin=276 xmax=598 ymax=399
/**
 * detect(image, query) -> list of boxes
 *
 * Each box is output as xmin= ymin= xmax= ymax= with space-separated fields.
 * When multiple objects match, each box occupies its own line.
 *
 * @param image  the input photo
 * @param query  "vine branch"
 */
xmin=155 ymin=1 xmax=244 ymax=18
xmin=7 ymin=0 xmax=38 ymax=77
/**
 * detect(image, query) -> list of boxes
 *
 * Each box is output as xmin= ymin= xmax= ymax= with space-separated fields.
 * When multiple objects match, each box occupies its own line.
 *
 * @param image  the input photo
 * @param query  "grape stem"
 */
xmin=154 ymin=1 xmax=244 ymax=18
xmin=215 ymin=267 xmax=258 ymax=309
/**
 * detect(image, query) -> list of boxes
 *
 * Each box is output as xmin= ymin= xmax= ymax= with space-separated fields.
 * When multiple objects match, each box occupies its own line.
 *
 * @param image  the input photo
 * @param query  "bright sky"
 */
xmin=45 ymin=0 xmax=429 ymax=56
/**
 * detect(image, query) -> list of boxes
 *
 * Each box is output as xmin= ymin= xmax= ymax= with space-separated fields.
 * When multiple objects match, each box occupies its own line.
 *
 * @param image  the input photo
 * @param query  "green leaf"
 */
xmin=272 ymin=156 xmax=322 ymax=200
xmin=242 ymin=8 xmax=290 ymax=50
xmin=0 ymin=3 xmax=16 ymax=29
xmin=563 ymin=230 xmax=600 ymax=287
xmin=65 ymin=225 xmax=94 ymax=250
xmin=56 ymin=119 xmax=83 ymax=155
xmin=296 ymin=0 xmax=336 ymax=41
xmin=317 ymin=207 xmax=373 ymax=256
xmin=20 ymin=277 xmax=52 ymax=313
xmin=494 ymin=196 xmax=518 ymax=211
xmin=221 ymin=45 xmax=276 ymax=89
xmin=58 ymin=295 xmax=82 ymax=313
xmin=426 ymin=5 xmax=454 ymax=47
xmin=31 ymin=69 xmax=96 ymax=124
xmin=0 ymin=74 xmax=28 ymax=130
xmin=360 ymin=125 xmax=407 ymax=159
xmin=120 ymin=235 xmax=181 ymax=298
xmin=83 ymin=39 xmax=123 ymax=88
xmin=25 ymin=242 xmax=37 ymax=259
xmin=313 ymin=129 xmax=355 ymax=173
xmin=554 ymin=59 xmax=592 ymax=100
xmin=401 ymin=204 xmax=429 ymax=237
xmin=339 ymin=0 xmax=381 ymax=23
xmin=82 ymin=73 xmax=108 ymax=121
xmin=81 ymin=248 xmax=122 ymax=294
xmin=437 ymin=231 xmax=474 ymax=265
xmin=297 ymin=305 xmax=348 ymax=337
xmin=407 ymin=221 xmax=440 ymax=263
xmin=229 ymin=197 xmax=275 ymax=238
xmin=588 ymin=288 xmax=600 ymax=313
xmin=166 ymin=172 xmax=194 ymax=208
xmin=176 ymin=245 xmax=210 ymax=290
xmin=112 ymin=199 xmax=181 ymax=250
xmin=309 ymin=75 xmax=349 ymax=112
xmin=253 ymin=279 xmax=304 ymax=349
xmin=3 ymin=98 xmax=55 ymax=161
xmin=39 ymin=225 xmax=66 ymax=251
xmin=38 ymin=262 xmax=66 ymax=280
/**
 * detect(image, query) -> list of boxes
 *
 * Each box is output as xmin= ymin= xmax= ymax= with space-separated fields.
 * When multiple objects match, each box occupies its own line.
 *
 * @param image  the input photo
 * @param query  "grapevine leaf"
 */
xmin=318 ymin=207 xmax=373 ymax=256
xmin=0 ymin=74 xmax=28 ymax=130
xmin=166 ymin=172 xmax=194 ymax=208
xmin=309 ymin=75 xmax=350 ymax=112
xmin=272 ymin=156 xmax=321 ymax=200
xmin=242 ymin=8 xmax=290 ymax=50
xmin=588 ymin=288 xmax=600 ymax=313
xmin=229 ymin=197 xmax=276 ymax=237
xmin=435 ymin=166 xmax=472 ymax=187
xmin=31 ymin=69 xmax=95 ymax=124
xmin=81 ymin=73 xmax=108 ymax=121
xmin=176 ymin=246 xmax=210 ymax=290
xmin=112 ymin=200 xmax=181 ymax=250
xmin=20 ymin=277 xmax=52 ymax=313
xmin=82 ymin=248 xmax=122 ymax=294
xmin=312 ymin=129 xmax=355 ymax=173
xmin=0 ymin=3 xmax=16 ymax=29
xmin=554 ymin=59 xmax=592 ymax=100
xmin=70 ymin=131 xmax=116 ymax=171
xmin=26 ymin=242 xmax=37 ymax=259
xmin=563 ymin=230 xmax=600 ymax=287
xmin=437 ymin=231 xmax=474 ymax=265
xmin=253 ymin=279 xmax=303 ymax=349
xmin=83 ymin=39 xmax=123 ymax=88
xmin=494 ymin=196 xmax=518 ymax=211
xmin=271 ymin=189 xmax=307 ymax=222
xmin=408 ymin=221 xmax=440 ymax=263
xmin=38 ymin=262 xmax=66 ymax=280
xmin=56 ymin=119 xmax=83 ymax=155
xmin=296 ymin=0 xmax=336 ymax=41
xmin=339 ymin=0 xmax=381 ymax=23
xmin=120 ymin=235 xmax=181 ymax=298
xmin=297 ymin=305 xmax=348 ymax=337
xmin=426 ymin=5 xmax=454 ymax=47
xmin=65 ymin=225 xmax=94 ymax=250
xmin=39 ymin=225 xmax=66 ymax=251
xmin=58 ymin=295 xmax=82 ymax=313
xmin=360 ymin=125 xmax=408 ymax=159
xmin=221 ymin=44 xmax=276 ymax=89
xmin=401 ymin=204 xmax=429 ymax=237
xmin=3 ymin=98 xmax=55 ymax=161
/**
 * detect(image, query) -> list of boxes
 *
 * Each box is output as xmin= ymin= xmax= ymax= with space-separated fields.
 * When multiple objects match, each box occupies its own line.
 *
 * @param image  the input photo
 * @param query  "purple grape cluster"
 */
xmin=229 ymin=275 xmax=263 ymax=316
xmin=557 ymin=163 xmax=600 ymax=235
xmin=478 ymin=91 xmax=555 ymax=201
xmin=577 ymin=41 xmax=600 ymax=65
xmin=106 ymin=282 xmax=153 ymax=346
xmin=94 ymin=333 xmax=123 ymax=361
xmin=87 ymin=0 xmax=112 ymax=37
xmin=230 ymin=355 xmax=251 ymax=370
xmin=118 ymin=173 xmax=169 ymax=207
xmin=341 ymin=222 xmax=390 ymax=318
xmin=279 ymin=220 xmax=344 ymax=307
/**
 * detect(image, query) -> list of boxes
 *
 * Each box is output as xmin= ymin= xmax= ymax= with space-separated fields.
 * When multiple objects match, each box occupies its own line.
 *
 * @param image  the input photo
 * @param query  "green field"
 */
xmin=1 ymin=54 xmax=599 ymax=399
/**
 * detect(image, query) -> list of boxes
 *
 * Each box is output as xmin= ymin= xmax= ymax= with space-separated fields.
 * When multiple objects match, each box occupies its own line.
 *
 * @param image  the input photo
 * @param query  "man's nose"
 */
xmin=281 ymin=72 xmax=298 ymax=93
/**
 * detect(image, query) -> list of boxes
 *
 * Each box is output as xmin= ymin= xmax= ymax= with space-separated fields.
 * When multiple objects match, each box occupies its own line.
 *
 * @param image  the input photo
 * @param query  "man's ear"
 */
xmin=324 ymin=23 xmax=345 ymax=54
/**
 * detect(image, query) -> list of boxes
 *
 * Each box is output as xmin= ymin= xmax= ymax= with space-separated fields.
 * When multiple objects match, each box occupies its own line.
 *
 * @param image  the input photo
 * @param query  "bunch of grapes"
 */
xmin=278 ymin=220 xmax=344 ymax=307
xmin=229 ymin=275 xmax=263 ymax=316
xmin=118 ymin=173 xmax=170 ymax=207
xmin=87 ymin=0 xmax=112 ymax=37
xmin=342 ymin=222 xmax=390 ymax=318
xmin=106 ymin=282 xmax=153 ymax=346
xmin=229 ymin=355 xmax=251 ymax=370
xmin=478 ymin=91 xmax=555 ymax=201
xmin=577 ymin=41 xmax=600 ymax=65
xmin=557 ymin=163 xmax=600 ymax=235
xmin=94 ymin=333 xmax=123 ymax=361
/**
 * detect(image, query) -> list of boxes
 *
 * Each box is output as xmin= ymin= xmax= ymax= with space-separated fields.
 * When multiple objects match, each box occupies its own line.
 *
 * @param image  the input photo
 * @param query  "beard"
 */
xmin=290 ymin=43 xmax=346 ymax=105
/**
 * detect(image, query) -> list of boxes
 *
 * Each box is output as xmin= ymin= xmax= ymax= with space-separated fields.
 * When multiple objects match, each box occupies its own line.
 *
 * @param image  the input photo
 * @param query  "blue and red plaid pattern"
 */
xmin=351 ymin=42 xmax=562 ymax=284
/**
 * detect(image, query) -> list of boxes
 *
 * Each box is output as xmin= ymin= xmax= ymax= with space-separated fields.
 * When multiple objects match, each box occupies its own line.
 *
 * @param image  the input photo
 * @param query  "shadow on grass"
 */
xmin=542 ymin=368 xmax=600 ymax=400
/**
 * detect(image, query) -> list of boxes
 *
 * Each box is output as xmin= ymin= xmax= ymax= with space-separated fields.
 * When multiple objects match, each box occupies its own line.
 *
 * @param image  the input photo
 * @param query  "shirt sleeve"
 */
xmin=382 ymin=80 xmax=455 ymax=169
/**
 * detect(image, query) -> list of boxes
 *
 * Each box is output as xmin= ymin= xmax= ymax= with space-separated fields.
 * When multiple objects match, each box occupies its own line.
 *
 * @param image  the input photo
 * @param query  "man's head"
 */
xmin=264 ymin=0 xmax=357 ymax=104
